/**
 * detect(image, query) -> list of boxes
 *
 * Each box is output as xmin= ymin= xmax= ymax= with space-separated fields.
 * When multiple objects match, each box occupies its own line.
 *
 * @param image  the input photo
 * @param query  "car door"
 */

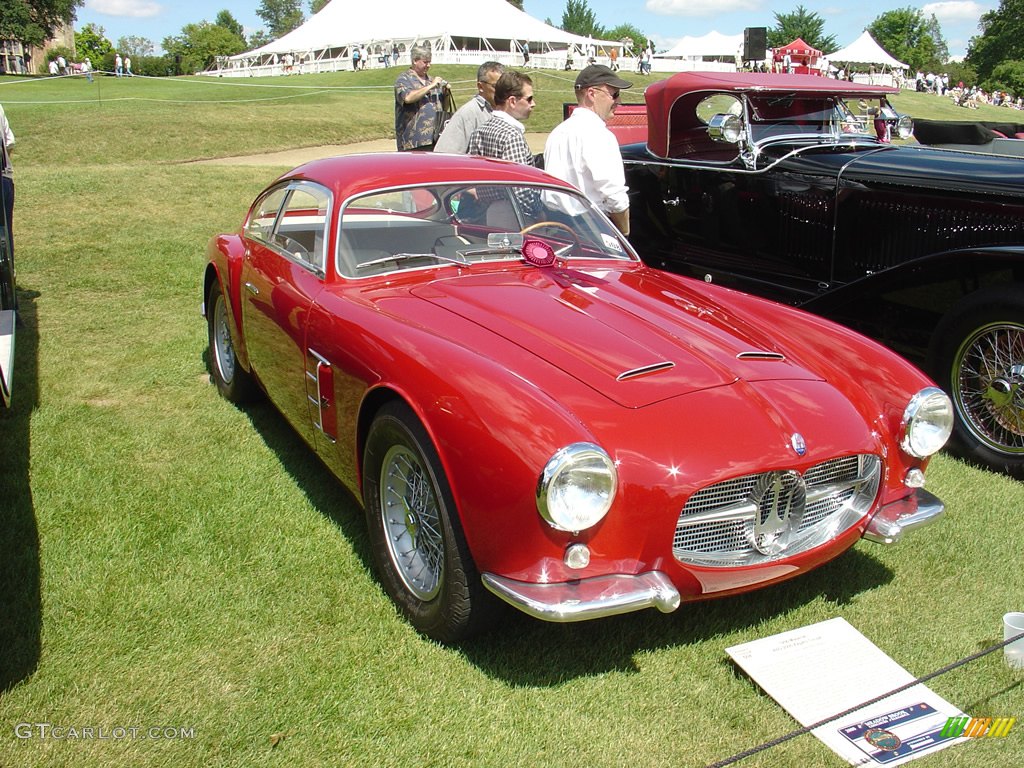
xmin=241 ymin=181 xmax=331 ymax=447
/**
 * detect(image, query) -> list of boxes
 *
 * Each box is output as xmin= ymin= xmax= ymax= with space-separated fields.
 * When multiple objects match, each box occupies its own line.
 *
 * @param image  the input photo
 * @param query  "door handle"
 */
xmin=663 ymin=197 xmax=681 ymax=207
xmin=244 ymin=282 xmax=259 ymax=296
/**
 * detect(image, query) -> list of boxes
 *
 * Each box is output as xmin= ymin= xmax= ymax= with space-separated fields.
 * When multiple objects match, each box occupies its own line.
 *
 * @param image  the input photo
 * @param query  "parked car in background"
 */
xmin=203 ymin=152 xmax=951 ymax=642
xmin=620 ymin=71 xmax=1024 ymax=478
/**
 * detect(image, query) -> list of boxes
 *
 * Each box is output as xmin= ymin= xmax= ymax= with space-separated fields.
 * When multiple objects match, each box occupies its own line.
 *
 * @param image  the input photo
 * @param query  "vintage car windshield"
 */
xmin=745 ymin=94 xmax=883 ymax=143
xmin=336 ymin=182 xmax=634 ymax=278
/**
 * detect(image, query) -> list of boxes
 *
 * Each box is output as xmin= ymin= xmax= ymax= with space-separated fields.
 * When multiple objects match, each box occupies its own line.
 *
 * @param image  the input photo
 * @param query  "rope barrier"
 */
xmin=705 ymin=629 xmax=1024 ymax=768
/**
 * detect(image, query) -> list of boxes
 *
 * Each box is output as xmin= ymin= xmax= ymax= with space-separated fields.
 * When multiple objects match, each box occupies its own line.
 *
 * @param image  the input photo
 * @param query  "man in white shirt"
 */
xmin=435 ymin=62 xmax=504 ymax=154
xmin=543 ymin=65 xmax=632 ymax=235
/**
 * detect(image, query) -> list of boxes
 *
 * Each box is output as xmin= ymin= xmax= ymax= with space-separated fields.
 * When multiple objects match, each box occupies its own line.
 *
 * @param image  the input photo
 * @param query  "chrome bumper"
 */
xmin=863 ymin=488 xmax=945 ymax=544
xmin=481 ymin=570 xmax=681 ymax=623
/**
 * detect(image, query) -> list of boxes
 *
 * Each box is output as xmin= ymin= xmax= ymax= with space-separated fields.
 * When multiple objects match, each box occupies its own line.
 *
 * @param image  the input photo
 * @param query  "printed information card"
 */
xmin=725 ymin=617 xmax=968 ymax=765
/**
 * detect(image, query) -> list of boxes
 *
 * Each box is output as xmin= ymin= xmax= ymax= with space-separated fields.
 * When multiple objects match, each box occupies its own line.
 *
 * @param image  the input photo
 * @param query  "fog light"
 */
xmin=564 ymin=543 xmax=591 ymax=570
xmin=905 ymin=468 xmax=926 ymax=488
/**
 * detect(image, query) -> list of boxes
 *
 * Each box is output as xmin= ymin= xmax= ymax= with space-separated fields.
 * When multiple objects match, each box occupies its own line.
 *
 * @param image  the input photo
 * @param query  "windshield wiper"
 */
xmin=356 ymin=251 xmax=470 ymax=270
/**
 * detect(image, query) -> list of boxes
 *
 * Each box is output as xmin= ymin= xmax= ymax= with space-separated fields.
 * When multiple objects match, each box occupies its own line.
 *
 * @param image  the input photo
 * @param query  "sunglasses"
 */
xmin=598 ymin=87 xmax=621 ymax=100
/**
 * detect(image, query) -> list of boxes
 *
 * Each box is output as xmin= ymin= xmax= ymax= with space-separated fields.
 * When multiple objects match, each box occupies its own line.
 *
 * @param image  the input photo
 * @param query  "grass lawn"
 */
xmin=0 ymin=69 xmax=1022 ymax=768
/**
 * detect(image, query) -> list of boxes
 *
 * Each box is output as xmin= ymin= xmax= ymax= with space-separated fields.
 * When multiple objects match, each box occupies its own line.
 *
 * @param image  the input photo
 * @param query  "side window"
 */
xmin=245 ymin=186 xmax=288 ymax=244
xmin=273 ymin=183 xmax=331 ymax=271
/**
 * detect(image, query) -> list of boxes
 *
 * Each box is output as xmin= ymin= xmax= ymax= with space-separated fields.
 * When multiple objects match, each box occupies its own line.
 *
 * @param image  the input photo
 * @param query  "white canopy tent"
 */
xmin=828 ymin=31 xmax=907 ymax=70
xmin=659 ymin=31 xmax=743 ymax=59
xmin=211 ymin=0 xmax=623 ymax=76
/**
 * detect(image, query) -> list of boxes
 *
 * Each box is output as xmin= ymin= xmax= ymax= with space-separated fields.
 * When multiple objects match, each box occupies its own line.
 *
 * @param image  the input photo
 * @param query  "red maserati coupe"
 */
xmin=203 ymin=152 xmax=952 ymax=642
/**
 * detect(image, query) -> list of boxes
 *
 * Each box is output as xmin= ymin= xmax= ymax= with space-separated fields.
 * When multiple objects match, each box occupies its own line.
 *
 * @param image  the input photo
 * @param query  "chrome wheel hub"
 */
xmin=213 ymin=298 xmax=235 ymax=383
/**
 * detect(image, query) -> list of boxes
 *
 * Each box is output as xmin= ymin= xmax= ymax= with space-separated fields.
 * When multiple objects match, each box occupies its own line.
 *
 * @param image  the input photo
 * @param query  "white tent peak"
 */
xmin=828 ymin=31 xmax=907 ymax=70
xmin=660 ymin=31 xmax=743 ymax=59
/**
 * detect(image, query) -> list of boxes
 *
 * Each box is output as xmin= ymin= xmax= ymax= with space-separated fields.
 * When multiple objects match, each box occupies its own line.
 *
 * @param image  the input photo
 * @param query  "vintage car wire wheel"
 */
xmin=362 ymin=402 xmax=494 ymax=641
xmin=378 ymin=443 xmax=444 ymax=600
xmin=950 ymin=321 xmax=1024 ymax=453
xmin=206 ymin=284 xmax=255 ymax=403
xmin=933 ymin=288 xmax=1024 ymax=476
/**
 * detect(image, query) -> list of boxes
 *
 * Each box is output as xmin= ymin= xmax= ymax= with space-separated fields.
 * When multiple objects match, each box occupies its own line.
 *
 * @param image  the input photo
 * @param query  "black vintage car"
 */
xmin=0 ymin=171 xmax=13 ymax=408
xmin=622 ymin=71 xmax=1024 ymax=478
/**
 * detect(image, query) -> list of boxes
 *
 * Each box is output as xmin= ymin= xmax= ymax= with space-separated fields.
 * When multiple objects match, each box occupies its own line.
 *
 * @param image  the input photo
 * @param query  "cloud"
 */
xmin=921 ymin=1 xmax=986 ymax=23
xmin=85 ymin=0 xmax=163 ymax=18
xmin=645 ymin=0 xmax=760 ymax=17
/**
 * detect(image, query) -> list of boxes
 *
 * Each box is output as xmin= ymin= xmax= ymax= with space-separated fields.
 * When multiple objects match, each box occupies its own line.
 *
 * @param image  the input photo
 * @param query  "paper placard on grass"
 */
xmin=726 ymin=617 xmax=968 ymax=765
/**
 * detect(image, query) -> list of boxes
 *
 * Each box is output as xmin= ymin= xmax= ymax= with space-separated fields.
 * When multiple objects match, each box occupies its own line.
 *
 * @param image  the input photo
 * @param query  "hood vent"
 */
xmin=616 ymin=361 xmax=676 ymax=381
xmin=737 ymin=351 xmax=786 ymax=361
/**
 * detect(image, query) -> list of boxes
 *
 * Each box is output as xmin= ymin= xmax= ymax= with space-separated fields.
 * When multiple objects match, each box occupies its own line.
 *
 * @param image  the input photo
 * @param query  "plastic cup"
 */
xmin=1004 ymin=612 xmax=1024 ymax=670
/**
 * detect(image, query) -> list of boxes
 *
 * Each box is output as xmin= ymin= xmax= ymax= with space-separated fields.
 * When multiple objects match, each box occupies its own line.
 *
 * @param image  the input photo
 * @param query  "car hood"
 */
xmin=411 ymin=266 xmax=822 ymax=408
xmin=786 ymin=144 xmax=1024 ymax=198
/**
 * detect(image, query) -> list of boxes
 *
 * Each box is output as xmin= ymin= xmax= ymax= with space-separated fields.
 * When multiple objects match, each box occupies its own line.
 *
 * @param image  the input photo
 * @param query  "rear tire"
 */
xmin=930 ymin=287 xmax=1024 ymax=478
xmin=362 ymin=401 xmax=493 ymax=642
xmin=207 ymin=283 xmax=256 ymax=403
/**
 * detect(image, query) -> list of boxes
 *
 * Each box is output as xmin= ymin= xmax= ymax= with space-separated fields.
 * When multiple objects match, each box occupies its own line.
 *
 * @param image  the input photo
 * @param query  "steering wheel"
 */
xmin=519 ymin=221 xmax=579 ymax=255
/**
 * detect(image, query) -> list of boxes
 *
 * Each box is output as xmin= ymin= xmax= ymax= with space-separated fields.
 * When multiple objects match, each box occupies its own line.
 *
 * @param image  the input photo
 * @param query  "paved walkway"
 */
xmin=197 ymin=134 xmax=551 ymax=166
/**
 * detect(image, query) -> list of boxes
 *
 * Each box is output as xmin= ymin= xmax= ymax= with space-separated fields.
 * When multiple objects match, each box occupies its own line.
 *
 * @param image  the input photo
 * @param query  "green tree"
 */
xmin=256 ymin=0 xmax=304 ymax=39
xmin=162 ymin=21 xmax=247 ymax=73
xmin=214 ymin=10 xmax=244 ymax=38
xmin=249 ymin=29 xmax=273 ymax=49
xmin=561 ymin=0 xmax=604 ymax=39
xmin=74 ymin=22 xmax=112 ymax=68
xmin=1 ymin=0 xmax=82 ymax=48
xmin=309 ymin=0 xmax=329 ymax=14
xmin=117 ymin=35 xmax=154 ymax=59
xmin=766 ymin=5 xmax=837 ymax=52
xmin=966 ymin=0 xmax=1024 ymax=83
xmin=868 ymin=8 xmax=942 ymax=72
xmin=506 ymin=0 xmax=523 ymax=9
xmin=605 ymin=23 xmax=646 ymax=53
xmin=987 ymin=59 xmax=1024 ymax=97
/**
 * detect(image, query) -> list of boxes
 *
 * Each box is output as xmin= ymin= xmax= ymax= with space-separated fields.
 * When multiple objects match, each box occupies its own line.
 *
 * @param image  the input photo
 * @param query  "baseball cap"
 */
xmin=574 ymin=65 xmax=633 ymax=91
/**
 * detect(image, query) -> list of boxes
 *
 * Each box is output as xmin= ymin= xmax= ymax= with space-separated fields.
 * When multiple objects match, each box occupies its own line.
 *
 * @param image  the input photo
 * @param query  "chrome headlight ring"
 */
xmin=901 ymin=387 xmax=954 ymax=458
xmin=537 ymin=443 xmax=617 ymax=532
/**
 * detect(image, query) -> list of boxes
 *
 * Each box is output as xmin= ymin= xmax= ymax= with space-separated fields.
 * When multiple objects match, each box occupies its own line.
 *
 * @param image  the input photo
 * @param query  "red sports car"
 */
xmin=203 ymin=153 xmax=952 ymax=642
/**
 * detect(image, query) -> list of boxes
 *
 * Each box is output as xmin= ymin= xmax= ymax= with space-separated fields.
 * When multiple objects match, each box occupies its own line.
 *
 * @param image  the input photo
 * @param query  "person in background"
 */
xmin=115 ymin=53 xmax=123 ymax=77
xmin=394 ymin=44 xmax=447 ymax=151
xmin=543 ymin=65 xmax=632 ymax=236
xmin=467 ymin=70 xmax=535 ymax=165
xmin=125 ymin=55 xmax=133 ymax=76
xmin=435 ymin=61 xmax=504 ymax=154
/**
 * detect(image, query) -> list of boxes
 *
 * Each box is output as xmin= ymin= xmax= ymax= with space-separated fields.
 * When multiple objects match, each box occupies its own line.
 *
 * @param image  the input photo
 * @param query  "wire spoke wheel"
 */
xmin=212 ymin=293 xmax=237 ymax=384
xmin=952 ymin=321 xmax=1024 ymax=454
xmin=380 ymin=445 xmax=444 ymax=601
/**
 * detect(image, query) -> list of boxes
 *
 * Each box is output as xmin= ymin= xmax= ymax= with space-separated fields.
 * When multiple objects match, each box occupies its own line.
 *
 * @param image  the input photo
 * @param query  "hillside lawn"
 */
xmin=0 ymin=67 xmax=1021 ymax=767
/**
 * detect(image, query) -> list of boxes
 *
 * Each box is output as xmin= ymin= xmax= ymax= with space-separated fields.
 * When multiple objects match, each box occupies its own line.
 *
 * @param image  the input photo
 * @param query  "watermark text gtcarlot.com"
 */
xmin=15 ymin=723 xmax=196 ymax=741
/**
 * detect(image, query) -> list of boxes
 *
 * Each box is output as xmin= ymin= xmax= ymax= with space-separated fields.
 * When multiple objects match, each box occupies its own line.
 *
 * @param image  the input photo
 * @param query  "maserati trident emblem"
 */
xmin=750 ymin=471 xmax=806 ymax=555
xmin=791 ymin=433 xmax=807 ymax=456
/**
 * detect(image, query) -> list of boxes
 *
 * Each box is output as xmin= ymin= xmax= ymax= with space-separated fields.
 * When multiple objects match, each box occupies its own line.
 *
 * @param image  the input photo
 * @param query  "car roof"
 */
xmin=277 ymin=152 xmax=578 ymax=200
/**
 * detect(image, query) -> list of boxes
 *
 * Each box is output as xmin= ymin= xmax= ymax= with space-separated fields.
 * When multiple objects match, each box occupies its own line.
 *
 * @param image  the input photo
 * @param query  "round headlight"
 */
xmin=537 ymin=443 xmax=617 ymax=532
xmin=708 ymin=113 xmax=744 ymax=144
xmin=896 ymin=115 xmax=914 ymax=140
xmin=901 ymin=387 xmax=954 ymax=458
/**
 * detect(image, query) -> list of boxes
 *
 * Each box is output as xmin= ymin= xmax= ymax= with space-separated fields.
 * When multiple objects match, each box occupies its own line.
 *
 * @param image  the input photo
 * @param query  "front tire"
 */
xmin=931 ymin=287 xmax=1024 ymax=478
xmin=362 ymin=401 xmax=492 ymax=642
xmin=207 ymin=283 xmax=256 ymax=403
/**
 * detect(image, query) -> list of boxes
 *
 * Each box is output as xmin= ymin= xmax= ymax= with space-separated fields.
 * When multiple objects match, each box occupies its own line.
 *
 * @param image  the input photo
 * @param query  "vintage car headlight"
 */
xmin=707 ymin=113 xmax=744 ymax=144
xmin=895 ymin=115 xmax=914 ymax=140
xmin=537 ymin=443 xmax=617 ymax=532
xmin=900 ymin=387 xmax=954 ymax=458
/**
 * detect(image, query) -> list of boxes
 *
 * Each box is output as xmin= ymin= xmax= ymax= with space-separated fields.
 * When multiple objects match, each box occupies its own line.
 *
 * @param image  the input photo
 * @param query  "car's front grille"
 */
xmin=673 ymin=454 xmax=881 ymax=567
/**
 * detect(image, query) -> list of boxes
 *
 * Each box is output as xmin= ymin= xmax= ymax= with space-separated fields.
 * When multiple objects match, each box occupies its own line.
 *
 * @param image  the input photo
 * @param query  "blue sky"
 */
xmin=76 ymin=0 xmax=993 ymax=59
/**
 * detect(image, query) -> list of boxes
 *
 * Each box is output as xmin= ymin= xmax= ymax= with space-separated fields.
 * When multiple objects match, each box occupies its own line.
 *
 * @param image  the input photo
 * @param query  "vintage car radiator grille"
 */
xmin=673 ymin=454 xmax=881 ymax=567
xmin=843 ymin=199 xmax=1024 ymax=275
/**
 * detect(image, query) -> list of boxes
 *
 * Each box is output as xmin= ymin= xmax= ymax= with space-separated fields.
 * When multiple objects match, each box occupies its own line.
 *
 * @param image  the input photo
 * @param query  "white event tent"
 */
xmin=210 ymin=0 xmax=624 ymax=77
xmin=828 ymin=31 xmax=908 ymax=70
xmin=654 ymin=31 xmax=743 ymax=73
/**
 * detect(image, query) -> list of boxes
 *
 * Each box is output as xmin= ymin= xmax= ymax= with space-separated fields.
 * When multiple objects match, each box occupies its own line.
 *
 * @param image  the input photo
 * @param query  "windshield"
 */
xmin=337 ymin=182 xmax=634 ymax=278
xmin=745 ymin=94 xmax=889 ymax=143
